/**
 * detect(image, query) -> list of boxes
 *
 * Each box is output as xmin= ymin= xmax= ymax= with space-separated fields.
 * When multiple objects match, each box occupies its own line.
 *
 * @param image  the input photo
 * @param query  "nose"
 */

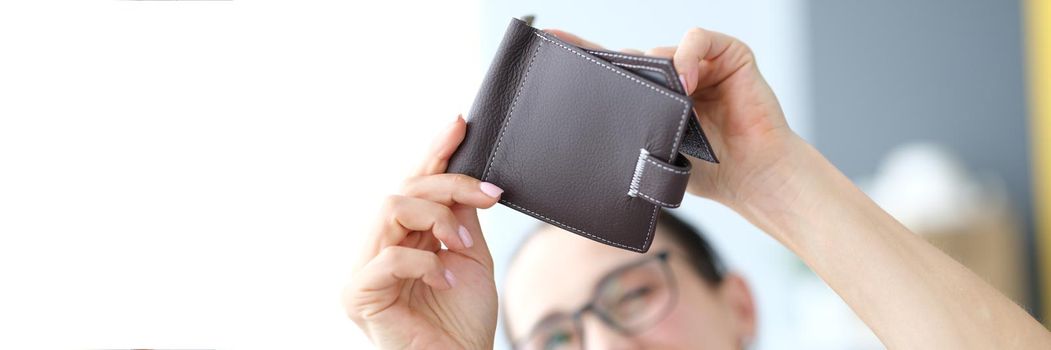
xmin=580 ymin=314 xmax=641 ymax=350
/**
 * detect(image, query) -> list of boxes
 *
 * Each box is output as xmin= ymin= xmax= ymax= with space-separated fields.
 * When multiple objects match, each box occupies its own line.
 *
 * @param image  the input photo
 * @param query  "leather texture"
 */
xmin=582 ymin=49 xmax=718 ymax=163
xmin=446 ymin=18 xmax=717 ymax=252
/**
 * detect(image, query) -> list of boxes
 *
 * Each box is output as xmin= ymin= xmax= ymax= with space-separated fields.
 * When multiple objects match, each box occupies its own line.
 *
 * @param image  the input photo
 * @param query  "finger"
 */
xmin=620 ymin=48 xmax=644 ymax=55
xmin=674 ymin=27 xmax=739 ymax=94
xmin=401 ymin=173 xmax=502 ymax=209
xmin=398 ymin=230 xmax=442 ymax=253
xmin=414 ymin=115 xmax=467 ymax=177
xmin=344 ymin=246 xmax=451 ymax=323
xmin=375 ymin=195 xmax=472 ymax=250
xmin=356 ymin=246 xmax=454 ymax=293
xmin=400 ymin=174 xmax=504 ymax=259
xmin=542 ymin=29 xmax=606 ymax=50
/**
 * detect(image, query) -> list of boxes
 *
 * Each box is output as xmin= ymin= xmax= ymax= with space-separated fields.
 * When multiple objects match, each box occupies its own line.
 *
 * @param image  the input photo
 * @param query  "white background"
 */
xmin=1 ymin=1 xmax=481 ymax=348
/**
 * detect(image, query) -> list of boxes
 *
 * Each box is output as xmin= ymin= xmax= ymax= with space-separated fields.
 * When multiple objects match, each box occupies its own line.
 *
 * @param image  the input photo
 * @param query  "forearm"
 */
xmin=733 ymin=134 xmax=1049 ymax=348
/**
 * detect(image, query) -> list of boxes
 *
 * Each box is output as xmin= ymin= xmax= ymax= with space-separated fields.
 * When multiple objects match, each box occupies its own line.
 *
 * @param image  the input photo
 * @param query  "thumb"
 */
xmin=415 ymin=114 xmax=467 ymax=176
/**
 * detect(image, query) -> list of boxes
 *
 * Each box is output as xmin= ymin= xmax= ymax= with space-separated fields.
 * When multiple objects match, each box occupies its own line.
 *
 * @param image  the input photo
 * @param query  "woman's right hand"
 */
xmin=343 ymin=115 xmax=504 ymax=349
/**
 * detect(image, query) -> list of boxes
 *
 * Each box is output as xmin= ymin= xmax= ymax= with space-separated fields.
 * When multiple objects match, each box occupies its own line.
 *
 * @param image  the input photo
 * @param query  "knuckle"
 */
xmin=376 ymin=245 xmax=405 ymax=261
xmin=380 ymin=195 xmax=404 ymax=215
xmin=424 ymin=252 xmax=442 ymax=267
xmin=743 ymin=43 xmax=755 ymax=56
xmin=424 ymin=207 xmax=455 ymax=234
xmin=445 ymin=174 xmax=474 ymax=202
xmin=344 ymin=301 xmax=366 ymax=323
xmin=442 ymin=205 xmax=458 ymax=219
xmin=732 ymin=36 xmax=753 ymax=53
xmin=381 ymin=194 xmax=402 ymax=208
xmin=686 ymin=27 xmax=707 ymax=39
xmin=449 ymin=173 xmax=475 ymax=187
xmin=398 ymin=175 xmax=421 ymax=194
xmin=736 ymin=42 xmax=756 ymax=62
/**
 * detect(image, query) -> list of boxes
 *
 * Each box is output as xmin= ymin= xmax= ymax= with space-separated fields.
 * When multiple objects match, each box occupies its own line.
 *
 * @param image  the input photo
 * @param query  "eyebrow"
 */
xmin=515 ymin=310 xmax=570 ymax=342
xmin=533 ymin=311 xmax=571 ymax=328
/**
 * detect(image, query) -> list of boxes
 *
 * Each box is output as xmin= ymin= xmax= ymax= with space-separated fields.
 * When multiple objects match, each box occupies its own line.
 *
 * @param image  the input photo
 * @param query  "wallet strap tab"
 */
xmin=628 ymin=148 xmax=691 ymax=208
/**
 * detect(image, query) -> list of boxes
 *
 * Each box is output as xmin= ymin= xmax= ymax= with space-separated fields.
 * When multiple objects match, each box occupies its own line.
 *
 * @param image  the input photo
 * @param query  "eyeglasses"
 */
xmin=513 ymin=251 xmax=678 ymax=350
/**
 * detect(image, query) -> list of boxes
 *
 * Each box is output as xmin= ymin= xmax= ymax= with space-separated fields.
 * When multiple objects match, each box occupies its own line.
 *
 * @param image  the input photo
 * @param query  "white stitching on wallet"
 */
xmin=627 ymin=148 xmax=649 ymax=197
xmin=502 ymin=200 xmax=642 ymax=251
xmin=481 ymin=40 xmax=544 ymax=181
xmin=609 ymin=62 xmax=674 ymax=88
xmin=588 ymin=50 xmax=669 ymax=64
xmin=637 ymin=191 xmax=681 ymax=208
xmin=534 ymin=33 xmax=690 ymax=161
xmin=643 ymin=202 xmax=657 ymax=251
xmin=644 ymin=157 xmax=690 ymax=175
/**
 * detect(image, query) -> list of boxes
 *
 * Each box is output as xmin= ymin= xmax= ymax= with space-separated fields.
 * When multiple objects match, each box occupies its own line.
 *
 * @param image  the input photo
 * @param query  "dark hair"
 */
xmin=654 ymin=209 xmax=725 ymax=285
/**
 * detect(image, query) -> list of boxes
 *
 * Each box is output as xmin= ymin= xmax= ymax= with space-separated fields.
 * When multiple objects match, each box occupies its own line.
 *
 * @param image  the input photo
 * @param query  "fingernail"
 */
xmin=444 ymin=269 xmax=457 ymax=288
xmin=678 ymin=74 xmax=689 ymax=92
xmin=480 ymin=182 xmax=504 ymax=198
xmin=458 ymin=225 xmax=473 ymax=248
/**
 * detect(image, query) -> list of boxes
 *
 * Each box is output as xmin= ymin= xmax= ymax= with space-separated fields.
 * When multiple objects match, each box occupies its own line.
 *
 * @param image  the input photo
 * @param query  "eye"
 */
xmin=609 ymin=285 xmax=656 ymax=317
xmin=618 ymin=285 xmax=654 ymax=304
xmin=543 ymin=331 xmax=574 ymax=350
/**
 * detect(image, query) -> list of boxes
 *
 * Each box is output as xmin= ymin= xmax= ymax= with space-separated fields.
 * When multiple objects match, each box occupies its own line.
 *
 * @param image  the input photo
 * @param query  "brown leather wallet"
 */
xmin=447 ymin=18 xmax=717 ymax=252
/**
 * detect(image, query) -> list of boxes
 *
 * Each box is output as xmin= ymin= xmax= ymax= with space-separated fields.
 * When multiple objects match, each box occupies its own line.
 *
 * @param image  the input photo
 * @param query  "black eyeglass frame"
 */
xmin=512 ymin=250 xmax=679 ymax=349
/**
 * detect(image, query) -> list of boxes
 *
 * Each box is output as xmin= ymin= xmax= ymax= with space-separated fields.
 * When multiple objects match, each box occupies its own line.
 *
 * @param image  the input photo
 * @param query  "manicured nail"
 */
xmin=458 ymin=225 xmax=473 ymax=248
xmin=444 ymin=269 xmax=457 ymax=288
xmin=678 ymin=74 xmax=689 ymax=92
xmin=480 ymin=182 xmax=504 ymax=198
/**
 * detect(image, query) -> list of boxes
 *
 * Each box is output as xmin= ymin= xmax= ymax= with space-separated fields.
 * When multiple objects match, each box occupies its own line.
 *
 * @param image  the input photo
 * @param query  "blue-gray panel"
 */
xmin=808 ymin=0 xmax=1037 ymax=317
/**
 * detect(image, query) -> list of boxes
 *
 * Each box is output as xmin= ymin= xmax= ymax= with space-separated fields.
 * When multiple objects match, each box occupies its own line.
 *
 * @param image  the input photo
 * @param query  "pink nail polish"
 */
xmin=458 ymin=225 xmax=473 ymax=248
xmin=678 ymin=74 xmax=689 ymax=92
xmin=480 ymin=182 xmax=504 ymax=198
xmin=444 ymin=269 xmax=457 ymax=288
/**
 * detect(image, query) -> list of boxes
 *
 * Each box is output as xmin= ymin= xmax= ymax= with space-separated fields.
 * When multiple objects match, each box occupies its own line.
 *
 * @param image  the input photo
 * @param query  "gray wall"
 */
xmin=807 ymin=0 xmax=1037 ymax=315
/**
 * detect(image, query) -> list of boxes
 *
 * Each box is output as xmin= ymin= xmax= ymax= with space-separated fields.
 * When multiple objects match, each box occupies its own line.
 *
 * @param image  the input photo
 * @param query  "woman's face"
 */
xmin=504 ymin=225 xmax=756 ymax=349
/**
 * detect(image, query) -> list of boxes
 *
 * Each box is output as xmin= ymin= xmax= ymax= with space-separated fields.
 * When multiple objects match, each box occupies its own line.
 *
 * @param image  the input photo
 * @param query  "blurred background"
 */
xmin=0 ymin=0 xmax=1047 ymax=349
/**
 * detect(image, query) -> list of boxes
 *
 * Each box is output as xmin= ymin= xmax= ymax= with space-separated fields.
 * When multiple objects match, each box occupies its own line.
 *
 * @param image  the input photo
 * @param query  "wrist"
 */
xmin=724 ymin=133 xmax=842 ymax=246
